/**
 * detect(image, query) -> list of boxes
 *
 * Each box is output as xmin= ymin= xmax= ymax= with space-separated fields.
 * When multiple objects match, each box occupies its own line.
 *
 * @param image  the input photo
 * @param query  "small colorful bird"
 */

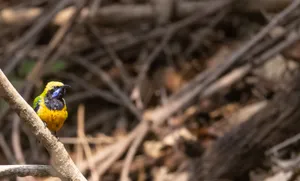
xmin=33 ymin=81 xmax=70 ymax=135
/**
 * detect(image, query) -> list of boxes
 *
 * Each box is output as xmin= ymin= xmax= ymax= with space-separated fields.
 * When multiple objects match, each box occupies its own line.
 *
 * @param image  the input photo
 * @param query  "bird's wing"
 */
xmin=33 ymin=96 xmax=41 ymax=112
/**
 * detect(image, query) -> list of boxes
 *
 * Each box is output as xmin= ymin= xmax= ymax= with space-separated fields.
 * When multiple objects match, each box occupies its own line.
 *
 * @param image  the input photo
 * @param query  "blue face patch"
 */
xmin=52 ymin=88 xmax=62 ymax=99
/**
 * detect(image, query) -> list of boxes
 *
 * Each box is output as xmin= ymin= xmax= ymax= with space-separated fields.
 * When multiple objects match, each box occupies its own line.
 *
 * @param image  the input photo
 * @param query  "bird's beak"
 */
xmin=62 ymin=84 xmax=71 ymax=89
xmin=62 ymin=84 xmax=70 ymax=96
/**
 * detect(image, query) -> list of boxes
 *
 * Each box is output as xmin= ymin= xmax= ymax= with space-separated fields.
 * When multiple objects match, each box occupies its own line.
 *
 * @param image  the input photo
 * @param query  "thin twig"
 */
xmin=267 ymin=132 xmax=300 ymax=155
xmin=87 ymin=24 xmax=132 ymax=89
xmin=95 ymin=123 xmax=148 ymax=178
xmin=11 ymin=115 xmax=25 ymax=164
xmin=7 ymin=0 xmax=72 ymax=55
xmin=0 ymin=134 xmax=16 ymax=164
xmin=120 ymin=123 xmax=148 ymax=181
xmin=150 ymin=0 xmax=300 ymax=125
xmin=132 ymin=28 xmax=175 ymax=109
xmin=28 ymin=0 xmax=87 ymax=83
xmin=89 ymin=0 xmax=102 ymax=16
xmin=184 ymin=9 xmax=228 ymax=56
xmin=78 ymin=123 xmax=145 ymax=173
xmin=71 ymin=56 xmax=142 ymax=120
xmin=3 ymin=40 xmax=37 ymax=75
xmin=77 ymin=104 xmax=98 ymax=181
xmin=75 ymin=106 xmax=84 ymax=168
xmin=168 ymin=0 xmax=300 ymax=103
xmin=60 ymin=137 xmax=115 ymax=145
xmin=65 ymin=91 xmax=118 ymax=105
xmin=85 ymin=0 xmax=232 ymax=61
xmin=63 ymin=108 xmax=119 ymax=137
xmin=61 ymin=73 xmax=120 ymax=104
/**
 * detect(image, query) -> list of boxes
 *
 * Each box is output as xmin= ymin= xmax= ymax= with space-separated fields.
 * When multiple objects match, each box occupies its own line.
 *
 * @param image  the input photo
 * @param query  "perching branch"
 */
xmin=0 ymin=165 xmax=54 ymax=178
xmin=0 ymin=70 xmax=86 ymax=181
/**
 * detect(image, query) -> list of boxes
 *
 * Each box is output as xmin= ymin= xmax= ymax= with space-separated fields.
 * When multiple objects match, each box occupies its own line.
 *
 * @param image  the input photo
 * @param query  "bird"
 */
xmin=33 ymin=81 xmax=70 ymax=135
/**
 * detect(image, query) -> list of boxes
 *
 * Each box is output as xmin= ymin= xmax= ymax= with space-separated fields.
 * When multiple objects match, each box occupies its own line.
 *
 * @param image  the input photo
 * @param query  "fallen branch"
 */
xmin=190 ymin=72 xmax=300 ymax=181
xmin=0 ymin=70 xmax=86 ymax=181
xmin=73 ymin=0 xmax=300 ymax=177
xmin=0 ymin=0 xmax=227 ymax=26
xmin=76 ymin=1 xmax=300 ymax=174
xmin=150 ymin=0 xmax=300 ymax=125
xmin=5 ymin=0 xmax=72 ymax=56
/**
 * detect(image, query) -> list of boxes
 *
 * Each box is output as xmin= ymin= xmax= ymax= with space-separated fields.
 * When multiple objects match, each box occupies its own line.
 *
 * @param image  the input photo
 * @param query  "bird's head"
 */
xmin=43 ymin=81 xmax=71 ymax=99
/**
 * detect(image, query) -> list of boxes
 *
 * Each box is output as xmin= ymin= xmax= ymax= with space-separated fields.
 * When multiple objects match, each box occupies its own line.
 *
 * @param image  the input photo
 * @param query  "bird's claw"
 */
xmin=55 ymin=132 xmax=60 ymax=141
xmin=43 ymin=122 xmax=47 ymax=128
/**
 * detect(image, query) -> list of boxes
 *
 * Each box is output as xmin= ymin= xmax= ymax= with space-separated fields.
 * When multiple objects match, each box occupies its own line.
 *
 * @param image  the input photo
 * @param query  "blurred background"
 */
xmin=1 ymin=0 xmax=300 ymax=181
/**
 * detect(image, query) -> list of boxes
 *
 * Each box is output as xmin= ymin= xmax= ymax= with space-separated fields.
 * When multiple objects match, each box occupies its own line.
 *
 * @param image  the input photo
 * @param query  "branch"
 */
xmin=6 ymin=0 xmax=72 ymax=55
xmin=149 ymin=0 xmax=300 ymax=125
xmin=191 ymin=73 xmax=300 ymax=181
xmin=0 ymin=165 xmax=54 ymax=178
xmin=77 ymin=0 xmax=300 ymax=176
xmin=0 ymin=70 xmax=86 ymax=181
xmin=0 ymin=0 xmax=226 ymax=26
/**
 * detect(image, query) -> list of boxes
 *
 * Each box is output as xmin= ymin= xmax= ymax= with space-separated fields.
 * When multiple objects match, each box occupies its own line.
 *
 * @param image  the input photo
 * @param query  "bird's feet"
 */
xmin=54 ymin=132 xmax=60 ymax=141
xmin=43 ymin=122 xmax=47 ymax=128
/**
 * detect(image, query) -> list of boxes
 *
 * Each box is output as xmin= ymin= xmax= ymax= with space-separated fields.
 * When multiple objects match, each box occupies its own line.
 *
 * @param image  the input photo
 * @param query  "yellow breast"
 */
xmin=37 ymin=98 xmax=68 ymax=132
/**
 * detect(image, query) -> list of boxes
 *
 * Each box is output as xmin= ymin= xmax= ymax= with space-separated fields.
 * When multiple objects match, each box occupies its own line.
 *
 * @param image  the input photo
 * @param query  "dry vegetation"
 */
xmin=1 ymin=0 xmax=300 ymax=181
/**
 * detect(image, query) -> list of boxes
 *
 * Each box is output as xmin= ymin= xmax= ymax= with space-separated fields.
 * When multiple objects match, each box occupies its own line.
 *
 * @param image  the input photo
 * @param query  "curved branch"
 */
xmin=0 ymin=70 xmax=86 ymax=181
xmin=0 ymin=165 xmax=54 ymax=178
